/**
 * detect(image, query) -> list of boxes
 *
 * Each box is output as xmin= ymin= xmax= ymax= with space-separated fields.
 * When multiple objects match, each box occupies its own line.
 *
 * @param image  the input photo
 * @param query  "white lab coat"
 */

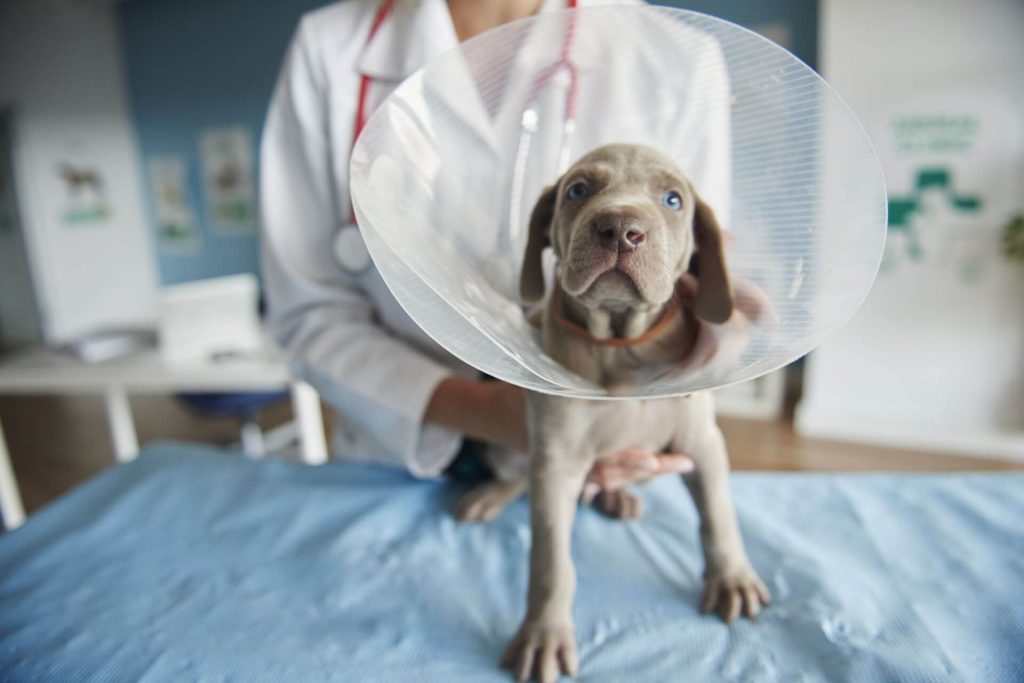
xmin=260 ymin=0 xmax=729 ymax=477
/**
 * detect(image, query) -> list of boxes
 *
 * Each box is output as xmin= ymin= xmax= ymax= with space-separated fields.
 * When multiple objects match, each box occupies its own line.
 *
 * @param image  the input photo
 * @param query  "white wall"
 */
xmin=0 ymin=0 xmax=159 ymax=344
xmin=798 ymin=0 xmax=1024 ymax=460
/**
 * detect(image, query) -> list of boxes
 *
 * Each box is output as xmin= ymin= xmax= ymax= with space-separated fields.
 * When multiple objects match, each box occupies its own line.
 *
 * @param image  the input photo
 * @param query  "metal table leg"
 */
xmin=104 ymin=387 xmax=139 ymax=463
xmin=0 ymin=417 xmax=26 ymax=529
xmin=291 ymin=381 xmax=327 ymax=465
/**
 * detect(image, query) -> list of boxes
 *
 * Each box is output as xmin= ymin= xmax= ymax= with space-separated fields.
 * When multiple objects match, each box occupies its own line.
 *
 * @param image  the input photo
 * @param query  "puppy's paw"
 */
xmin=502 ymin=619 xmax=578 ymax=683
xmin=453 ymin=481 xmax=524 ymax=523
xmin=592 ymin=488 xmax=644 ymax=520
xmin=700 ymin=564 xmax=771 ymax=623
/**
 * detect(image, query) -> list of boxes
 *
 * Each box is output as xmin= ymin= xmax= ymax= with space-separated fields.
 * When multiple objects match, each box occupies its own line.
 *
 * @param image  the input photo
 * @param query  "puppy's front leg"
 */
xmin=682 ymin=424 xmax=771 ymax=623
xmin=504 ymin=405 xmax=591 ymax=683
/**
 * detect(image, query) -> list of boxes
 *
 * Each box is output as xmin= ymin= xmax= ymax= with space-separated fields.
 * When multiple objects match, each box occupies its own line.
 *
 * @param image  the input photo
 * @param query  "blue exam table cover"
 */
xmin=0 ymin=442 xmax=1021 ymax=682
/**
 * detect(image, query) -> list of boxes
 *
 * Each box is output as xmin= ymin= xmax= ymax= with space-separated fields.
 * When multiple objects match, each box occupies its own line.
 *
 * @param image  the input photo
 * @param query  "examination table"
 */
xmin=1 ymin=443 xmax=1021 ymax=681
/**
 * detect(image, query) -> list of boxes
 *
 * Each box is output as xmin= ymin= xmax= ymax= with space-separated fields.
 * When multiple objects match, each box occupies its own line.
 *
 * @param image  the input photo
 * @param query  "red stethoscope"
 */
xmin=337 ymin=0 xmax=580 ymax=275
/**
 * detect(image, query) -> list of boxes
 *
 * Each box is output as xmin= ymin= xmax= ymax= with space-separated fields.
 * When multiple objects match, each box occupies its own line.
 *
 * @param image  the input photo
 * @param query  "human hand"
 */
xmin=581 ymin=447 xmax=694 ymax=502
xmin=427 ymin=379 xmax=695 ymax=491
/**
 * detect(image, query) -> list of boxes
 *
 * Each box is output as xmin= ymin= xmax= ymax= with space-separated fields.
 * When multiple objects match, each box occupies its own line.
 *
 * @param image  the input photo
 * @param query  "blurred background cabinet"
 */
xmin=0 ymin=0 xmax=159 ymax=349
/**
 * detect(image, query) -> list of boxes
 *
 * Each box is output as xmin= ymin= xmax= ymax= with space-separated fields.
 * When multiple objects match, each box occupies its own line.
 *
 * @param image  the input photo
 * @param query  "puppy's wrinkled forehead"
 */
xmin=564 ymin=145 xmax=686 ymax=192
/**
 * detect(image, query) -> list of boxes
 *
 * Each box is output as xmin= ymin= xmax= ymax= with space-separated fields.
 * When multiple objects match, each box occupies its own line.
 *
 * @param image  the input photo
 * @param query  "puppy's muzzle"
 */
xmin=593 ymin=211 xmax=647 ymax=253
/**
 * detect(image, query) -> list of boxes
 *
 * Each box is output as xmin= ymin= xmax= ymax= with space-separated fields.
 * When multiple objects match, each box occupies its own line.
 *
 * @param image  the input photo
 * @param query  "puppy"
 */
xmin=459 ymin=144 xmax=770 ymax=683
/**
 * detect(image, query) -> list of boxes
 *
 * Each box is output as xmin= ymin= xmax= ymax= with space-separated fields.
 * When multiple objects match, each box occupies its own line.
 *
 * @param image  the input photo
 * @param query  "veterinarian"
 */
xmin=261 ymin=0 xmax=695 ymax=487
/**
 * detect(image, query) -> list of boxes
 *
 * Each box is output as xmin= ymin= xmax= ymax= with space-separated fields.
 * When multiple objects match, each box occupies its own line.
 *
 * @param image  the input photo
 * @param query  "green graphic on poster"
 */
xmin=887 ymin=167 xmax=982 ymax=261
xmin=880 ymin=111 xmax=1001 ymax=284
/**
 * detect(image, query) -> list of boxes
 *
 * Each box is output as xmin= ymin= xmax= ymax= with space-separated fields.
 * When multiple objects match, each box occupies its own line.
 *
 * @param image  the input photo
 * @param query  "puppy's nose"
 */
xmin=593 ymin=213 xmax=647 ymax=252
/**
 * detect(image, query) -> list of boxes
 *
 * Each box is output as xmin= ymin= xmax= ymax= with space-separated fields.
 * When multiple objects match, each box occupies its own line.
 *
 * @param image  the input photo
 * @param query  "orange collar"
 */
xmin=552 ymin=294 xmax=682 ymax=348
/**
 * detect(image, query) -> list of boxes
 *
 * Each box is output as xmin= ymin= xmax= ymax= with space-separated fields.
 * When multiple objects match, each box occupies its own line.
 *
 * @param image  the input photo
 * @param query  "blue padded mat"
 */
xmin=1 ymin=443 xmax=1022 ymax=682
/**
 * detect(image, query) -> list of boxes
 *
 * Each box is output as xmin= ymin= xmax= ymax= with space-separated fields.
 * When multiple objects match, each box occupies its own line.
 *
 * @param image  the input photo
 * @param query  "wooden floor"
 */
xmin=2 ymin=394 xmax=1021 ymax=516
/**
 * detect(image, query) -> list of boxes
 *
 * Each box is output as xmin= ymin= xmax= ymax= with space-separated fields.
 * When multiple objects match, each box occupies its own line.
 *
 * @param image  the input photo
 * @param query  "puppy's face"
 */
xmin=553 ymin=146 xmax=695 ymax=310
xmin=521 ymin=144 xmax=733 ymax=323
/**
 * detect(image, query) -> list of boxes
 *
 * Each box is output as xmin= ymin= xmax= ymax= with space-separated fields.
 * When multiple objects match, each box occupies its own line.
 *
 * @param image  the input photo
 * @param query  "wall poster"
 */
xmin=148 ymin=155 xmax=201 ymax=253
xmin=199 ymin=126 xmax=257 ymax=234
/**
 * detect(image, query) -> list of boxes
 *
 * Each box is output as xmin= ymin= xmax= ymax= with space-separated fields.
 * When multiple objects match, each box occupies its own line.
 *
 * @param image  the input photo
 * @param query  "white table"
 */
xmin=0 ymin=343 xmax=328 ymax=529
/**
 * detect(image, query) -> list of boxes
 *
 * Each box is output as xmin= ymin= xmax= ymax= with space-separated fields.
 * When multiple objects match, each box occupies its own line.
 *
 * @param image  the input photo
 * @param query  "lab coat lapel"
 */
xmin=357 ymin=0 xmax=501 ymax=156
xmin=357 ymin=0 xmax=575 ymax=82
xmin=356 ymin=0 xmax=582 ymax=165
xmin=357 ymin=0 xmax=458 ymax=82
xmin=428 ymin=0 xmax=580 ymax=162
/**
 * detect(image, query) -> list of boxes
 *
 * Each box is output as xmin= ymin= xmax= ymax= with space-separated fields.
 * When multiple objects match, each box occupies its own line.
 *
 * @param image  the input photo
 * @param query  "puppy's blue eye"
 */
xmin=663 ymin=190 xmax=683 ymax=211
xmin=566 ymin=182 xmax=589 ymax=200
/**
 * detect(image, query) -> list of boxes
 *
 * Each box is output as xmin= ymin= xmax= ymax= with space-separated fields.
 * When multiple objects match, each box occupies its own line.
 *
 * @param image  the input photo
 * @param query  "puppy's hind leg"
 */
xmin=454 ymin=445 xmax=529 ymax=523
xmin=455 ymin=479 xmax=527 ymax=523
xmin=592 ymin=488 xmax=644 ymax=520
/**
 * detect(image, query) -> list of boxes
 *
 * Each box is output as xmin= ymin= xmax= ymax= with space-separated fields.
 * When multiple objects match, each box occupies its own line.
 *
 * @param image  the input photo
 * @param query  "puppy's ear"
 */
xmin=689 ymin=194 xmax=733 ymax=324
xmin=519 ymin=184 xmax=558 ymax=306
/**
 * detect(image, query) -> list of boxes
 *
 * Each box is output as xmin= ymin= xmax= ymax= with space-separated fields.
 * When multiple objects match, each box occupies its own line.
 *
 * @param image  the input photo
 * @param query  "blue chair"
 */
xmin=177 ymin=389 xmax=294 ymax=457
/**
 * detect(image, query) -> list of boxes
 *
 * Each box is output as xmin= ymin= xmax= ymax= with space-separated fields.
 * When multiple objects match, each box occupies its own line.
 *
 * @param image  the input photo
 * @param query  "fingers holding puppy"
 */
xmin=585 ymin=447 xmax=694 ymax=492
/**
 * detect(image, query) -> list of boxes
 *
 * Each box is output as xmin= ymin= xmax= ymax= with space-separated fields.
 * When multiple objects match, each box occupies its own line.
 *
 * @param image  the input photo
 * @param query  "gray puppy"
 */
xmin=460 ymin=144 xmax=770 ymax=683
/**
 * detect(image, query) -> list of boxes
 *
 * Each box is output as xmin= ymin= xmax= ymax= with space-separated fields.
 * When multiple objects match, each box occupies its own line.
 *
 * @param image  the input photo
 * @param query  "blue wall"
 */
xmin=120 ymin=0 xmax=331 ymax=285
xmin=658 ymin=0 xmax=817 ymax=68
xmin=120 ymin=0 xmax=816 ymax=286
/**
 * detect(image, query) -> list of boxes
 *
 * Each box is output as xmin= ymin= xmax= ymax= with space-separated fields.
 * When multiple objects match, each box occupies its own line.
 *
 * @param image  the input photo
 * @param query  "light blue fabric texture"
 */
xmin=1 ymin=443 xmax=1021 ymax=682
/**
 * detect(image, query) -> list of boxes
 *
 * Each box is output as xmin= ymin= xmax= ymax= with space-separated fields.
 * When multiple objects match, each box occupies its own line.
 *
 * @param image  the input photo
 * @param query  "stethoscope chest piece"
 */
xmin=334 ymin=224 xmax=373 ymax=275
